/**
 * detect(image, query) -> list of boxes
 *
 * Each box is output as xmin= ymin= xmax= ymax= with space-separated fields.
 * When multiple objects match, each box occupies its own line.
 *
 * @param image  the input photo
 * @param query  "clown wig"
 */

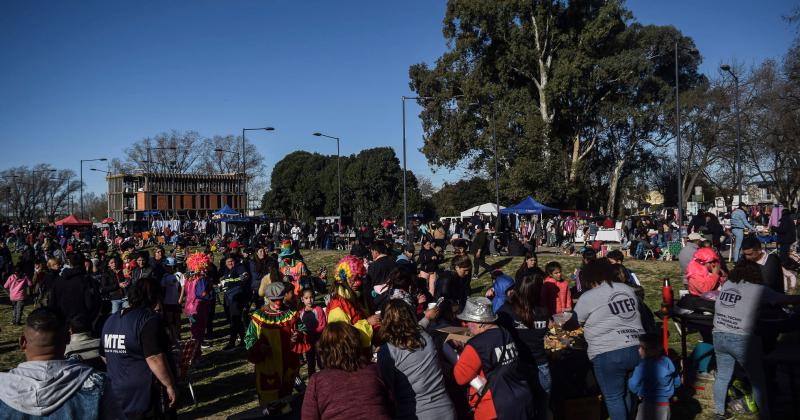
xmin=332 ymin=255 xmax=367 ymax=300
xmin=187 ymin=252 xmax=211 ymax=275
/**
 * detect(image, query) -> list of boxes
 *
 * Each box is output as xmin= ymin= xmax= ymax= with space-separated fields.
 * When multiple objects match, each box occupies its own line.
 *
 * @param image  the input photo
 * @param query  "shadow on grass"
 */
xmin=180 ymin=370 xmax=257 ymax=419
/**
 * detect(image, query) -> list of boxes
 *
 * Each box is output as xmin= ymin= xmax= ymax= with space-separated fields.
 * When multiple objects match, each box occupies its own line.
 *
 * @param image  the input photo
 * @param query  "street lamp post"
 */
xmin=721 ymin=64 xmax=744 ymax=206
xmin=312 ymin=132 xmax=342 ymax=230
xmin=80 ymin=158 xmax=107 ymax=218
xmin=401 ymin=96 xmax=435 ymax=243
xmin=673 ymin=43 xmax=699 ymax=238
xmin=241 ymin=127 xmax=275 ymax=214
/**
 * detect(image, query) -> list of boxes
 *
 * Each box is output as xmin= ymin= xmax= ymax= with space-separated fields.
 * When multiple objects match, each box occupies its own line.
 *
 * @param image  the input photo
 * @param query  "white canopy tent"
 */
xmin=460 ymin=203 xmax=506 ymax=217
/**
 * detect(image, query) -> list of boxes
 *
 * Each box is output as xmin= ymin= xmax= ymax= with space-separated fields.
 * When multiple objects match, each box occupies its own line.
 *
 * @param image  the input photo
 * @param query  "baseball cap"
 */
xmin=687 ymin=232 xmax=704 ymax=241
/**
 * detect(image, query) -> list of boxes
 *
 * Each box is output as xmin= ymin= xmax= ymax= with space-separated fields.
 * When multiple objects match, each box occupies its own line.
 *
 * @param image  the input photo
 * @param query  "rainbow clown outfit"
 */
xmin=278 ymin=240 xmax=308 ymax=294
xmin=245 ymin=282 xmax=309 ymax=412
xmin=326 ymin=255 xmax=373 ymax=347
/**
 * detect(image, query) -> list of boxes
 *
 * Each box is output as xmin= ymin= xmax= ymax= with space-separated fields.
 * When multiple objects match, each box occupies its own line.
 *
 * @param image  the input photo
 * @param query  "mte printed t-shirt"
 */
xmin=574 ymin=282 xmax=645 ymax=360
xmin=713 ymin=281 xmax=782 ymax=335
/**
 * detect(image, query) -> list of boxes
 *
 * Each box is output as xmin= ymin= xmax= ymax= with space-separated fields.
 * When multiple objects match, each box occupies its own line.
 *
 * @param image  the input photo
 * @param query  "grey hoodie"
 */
xmin=0 ymin=359 xmax=95 ymax=416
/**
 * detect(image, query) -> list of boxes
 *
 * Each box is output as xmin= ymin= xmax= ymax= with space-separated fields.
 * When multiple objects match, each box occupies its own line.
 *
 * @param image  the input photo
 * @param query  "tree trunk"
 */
xmin=568 ymin=132 xmax=596 ymax=184
xmin=606 ymin=159 xmax=626 ymax=217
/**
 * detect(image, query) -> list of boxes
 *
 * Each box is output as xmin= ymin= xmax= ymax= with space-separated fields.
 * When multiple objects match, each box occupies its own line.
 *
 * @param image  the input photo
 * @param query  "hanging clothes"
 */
xmin=768 ymin=205 xmax=783 ymax=228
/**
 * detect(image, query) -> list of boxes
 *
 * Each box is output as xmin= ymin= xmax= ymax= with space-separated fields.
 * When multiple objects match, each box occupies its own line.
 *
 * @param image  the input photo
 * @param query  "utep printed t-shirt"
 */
xmin=574 ymin=282 xmax=645 ymax=360
xmin=713 ymin=281 xmax=782 ymax=335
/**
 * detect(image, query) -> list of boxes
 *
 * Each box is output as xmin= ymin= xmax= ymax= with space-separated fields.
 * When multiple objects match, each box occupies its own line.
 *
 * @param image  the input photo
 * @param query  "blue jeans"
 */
xmin=713 ymin=332 xmax=769 ymax=419
xmin=592 ymin=345 xmax=640 ymax=420
xmin=732 ymin=228 xmax=744 ymax=262
xmin=537 ymin=362 xmax=552 ymax=395
xmin=110 ymin=298 xmax=127 ymax=314
xmin=534 ymin=363 xmax=552 ymax=420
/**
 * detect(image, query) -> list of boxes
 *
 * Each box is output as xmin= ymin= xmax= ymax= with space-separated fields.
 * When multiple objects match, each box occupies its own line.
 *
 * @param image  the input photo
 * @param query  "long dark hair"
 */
xmin=507 ymin=273 xmax=544 ymax=328
xmin=515 ymin=251 xmax=538 ymax=280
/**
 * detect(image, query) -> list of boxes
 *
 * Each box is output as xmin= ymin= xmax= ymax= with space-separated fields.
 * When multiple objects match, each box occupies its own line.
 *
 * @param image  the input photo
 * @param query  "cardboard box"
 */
xmin=437 ymin=326 xmax=472 ymax=344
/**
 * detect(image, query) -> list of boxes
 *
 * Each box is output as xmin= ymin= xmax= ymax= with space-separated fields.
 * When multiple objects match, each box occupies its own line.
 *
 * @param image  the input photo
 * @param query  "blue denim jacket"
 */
xmin=731 ymin=209 xmax=754 ymax=230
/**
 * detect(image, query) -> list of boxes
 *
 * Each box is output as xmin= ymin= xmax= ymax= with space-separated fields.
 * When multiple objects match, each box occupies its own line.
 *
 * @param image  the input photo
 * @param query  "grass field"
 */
xmin=0 ymin=248 xmax=769 ymax=419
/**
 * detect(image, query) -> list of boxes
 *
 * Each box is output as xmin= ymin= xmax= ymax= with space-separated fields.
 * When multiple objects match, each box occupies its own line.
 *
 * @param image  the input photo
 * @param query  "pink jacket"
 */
xmin=301 ymin=306 xmax=327 ymax=335
xmin=541 ymin=276 xmax=572 ymax=315
xmin=4 ymin=274 xmax=30 ymax=302
xmin=685 ymin=261 xmax=722 ymax=296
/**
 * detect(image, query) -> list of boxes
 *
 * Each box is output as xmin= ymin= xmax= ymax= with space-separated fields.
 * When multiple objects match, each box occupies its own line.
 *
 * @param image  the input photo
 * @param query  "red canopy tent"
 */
xmin=101 ymin=217 xmax=115 ymax=224
xmin=54 ymin=214 xmax=93 ymax=227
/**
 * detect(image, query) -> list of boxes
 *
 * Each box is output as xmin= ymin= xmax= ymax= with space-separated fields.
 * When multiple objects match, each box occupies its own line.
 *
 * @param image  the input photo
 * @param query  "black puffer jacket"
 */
xmin=48 ymin=267 xmax=100 ymax=327
xmin=776 ymin=213 xmax=797 ymax=245
xmin=100 ymin=269 xmax=126 ymax=301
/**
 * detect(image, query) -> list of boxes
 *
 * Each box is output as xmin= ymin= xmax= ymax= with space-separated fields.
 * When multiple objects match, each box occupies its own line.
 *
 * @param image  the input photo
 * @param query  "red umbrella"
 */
xmin=102 ymin=217 xmax=115 ymax=224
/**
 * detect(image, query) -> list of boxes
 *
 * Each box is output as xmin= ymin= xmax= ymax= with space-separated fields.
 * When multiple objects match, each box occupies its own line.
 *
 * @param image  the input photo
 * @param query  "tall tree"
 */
xmin=1 ymin=165 xmax=80 ymax=222
xmin=410 ymin=0 xmax=701 ymax=213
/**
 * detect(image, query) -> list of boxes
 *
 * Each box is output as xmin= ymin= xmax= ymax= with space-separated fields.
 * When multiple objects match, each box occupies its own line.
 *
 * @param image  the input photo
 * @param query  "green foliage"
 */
xmin=409 ymin=0 xmax=702 ymax=214
xmin=262 ymin=148 xmax=422 ymax=225
xmin=431 ymin=176 xmax=494 ymax=217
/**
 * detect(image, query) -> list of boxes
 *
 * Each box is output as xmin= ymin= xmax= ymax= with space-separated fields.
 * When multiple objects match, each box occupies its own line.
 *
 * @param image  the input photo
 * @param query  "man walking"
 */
xmin=470 ymin=224 xmax=492 ymax=279
xmin=730 ymin=204 xmax=753 ymax=262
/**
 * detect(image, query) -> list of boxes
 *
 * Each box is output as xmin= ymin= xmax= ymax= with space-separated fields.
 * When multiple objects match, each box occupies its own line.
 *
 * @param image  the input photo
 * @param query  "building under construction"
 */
xmin=106 ymin=172 xmax=246 ymax=222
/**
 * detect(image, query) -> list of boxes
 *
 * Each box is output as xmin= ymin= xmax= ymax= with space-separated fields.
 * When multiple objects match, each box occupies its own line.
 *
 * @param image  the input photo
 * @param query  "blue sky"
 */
xmin=1 ymin=0 xmax=796 ymax=195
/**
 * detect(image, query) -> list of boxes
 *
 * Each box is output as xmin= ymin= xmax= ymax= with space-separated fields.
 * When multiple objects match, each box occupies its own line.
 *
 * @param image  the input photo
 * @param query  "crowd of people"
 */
xmin=0 ymin=202 xmax=798 ymax=419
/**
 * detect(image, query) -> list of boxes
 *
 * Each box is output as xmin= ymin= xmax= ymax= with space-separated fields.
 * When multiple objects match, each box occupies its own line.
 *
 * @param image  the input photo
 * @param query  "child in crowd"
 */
xmin=299 ymin=287 xmax=326 ymax=375
xmin=4 ymin=264 xmax=31 ymax=325
xmin=540 ymin=261 xmax=571 ymax=315
xmin=628 ymin=333 xmax=681 ymax=420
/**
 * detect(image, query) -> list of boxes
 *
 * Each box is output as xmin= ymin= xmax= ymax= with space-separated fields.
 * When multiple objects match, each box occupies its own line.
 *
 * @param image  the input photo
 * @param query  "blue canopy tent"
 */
xmin=501 ymin=196 xmax=560 ymax=215
xmin=213 ymin=204 xmax=240 ymax=217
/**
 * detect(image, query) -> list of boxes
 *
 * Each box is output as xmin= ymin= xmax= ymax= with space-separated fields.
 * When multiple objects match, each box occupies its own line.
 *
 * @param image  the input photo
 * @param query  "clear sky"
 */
xmin=1 ymin=0 xmax=796 ymax=196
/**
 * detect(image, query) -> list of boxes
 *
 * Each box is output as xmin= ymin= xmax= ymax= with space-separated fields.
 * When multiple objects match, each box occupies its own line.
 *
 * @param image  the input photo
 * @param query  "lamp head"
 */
xmin=264 ymin=127 xmax=275 ymax=131
xmin=312 ymin=132 xmax=322 ymax=136
xmin=214 ymin=148 xmax=224 ymax=152
xmin=720 ymin=64 xmax=731 ymax=72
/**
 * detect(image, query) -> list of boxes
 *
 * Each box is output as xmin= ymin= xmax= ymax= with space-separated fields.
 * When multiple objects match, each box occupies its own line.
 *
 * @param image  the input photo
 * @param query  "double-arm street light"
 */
xmin=312 ymin=132 xmax=342 ymax=229
xmin=720 ymin=64 xmax=744 ymax=207
xmin=241 ymin=127 xmax=275 ymax=213
xmin=80 ymin=158 xmax=107 ymax=218
xmin=673 ymin=43 xmax=699 ymax=238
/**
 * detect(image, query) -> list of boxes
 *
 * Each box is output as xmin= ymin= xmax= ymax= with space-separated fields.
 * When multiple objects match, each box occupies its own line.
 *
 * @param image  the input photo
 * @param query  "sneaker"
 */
xmin=695 ymin=371 xmax=716 ymax=381
xmin=200 ymin=343 xmax=211 ymax=350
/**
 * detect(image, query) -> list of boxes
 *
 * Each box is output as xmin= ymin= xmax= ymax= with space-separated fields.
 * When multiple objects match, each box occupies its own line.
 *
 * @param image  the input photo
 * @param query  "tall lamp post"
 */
xmin=401 ymin=96 xmax=434 ymax=242
xmin=720 ymin=64 xmax=744 ymax=206
xmin=80 ymin=158 xmax=107 ymax=218
xmin=673 ymin=43 xmax=699 ymax=238
xmin=312 ymin=132 xmax=342 ymax=229
xmin=241 ymin=127 xmax=275 ymax=214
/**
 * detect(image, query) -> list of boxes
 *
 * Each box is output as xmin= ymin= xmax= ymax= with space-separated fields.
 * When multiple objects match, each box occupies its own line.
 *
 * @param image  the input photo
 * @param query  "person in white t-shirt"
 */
xmin=712 ymin=260 xmax=800 ymax=419
xmin=568 ymin=259 xmax=645 ymax=420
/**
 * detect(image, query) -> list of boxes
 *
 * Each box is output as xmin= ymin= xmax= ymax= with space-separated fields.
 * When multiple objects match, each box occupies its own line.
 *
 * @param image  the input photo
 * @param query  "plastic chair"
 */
xmin=178 ymin=339 xmax=198 ymax=406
